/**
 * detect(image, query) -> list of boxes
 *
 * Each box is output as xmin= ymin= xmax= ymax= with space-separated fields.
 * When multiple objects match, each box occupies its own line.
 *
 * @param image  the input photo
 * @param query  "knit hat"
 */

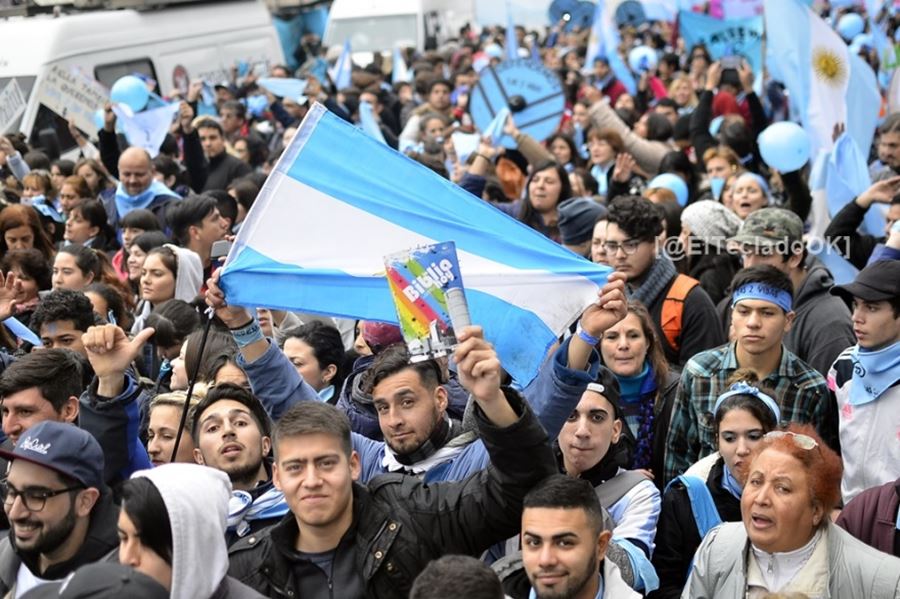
xmin=361 ymin=321 xmax=404 ymax=353
xmin=681 ymin=200 xmax=744 ymax=250
xmin=558 ymin=198 xmax=608 ymax=245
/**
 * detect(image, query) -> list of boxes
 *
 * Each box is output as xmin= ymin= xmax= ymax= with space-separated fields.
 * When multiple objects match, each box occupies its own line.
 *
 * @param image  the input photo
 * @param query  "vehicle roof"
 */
xmin=327 ymin=0 xmax=419 ymax=19
xmin=0 ymin=0 xmax=272 ymax=76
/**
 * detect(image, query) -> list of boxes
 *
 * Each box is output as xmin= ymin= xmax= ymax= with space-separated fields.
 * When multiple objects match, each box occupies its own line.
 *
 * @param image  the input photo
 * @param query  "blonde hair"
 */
xmin=148 ymin=383 xmax=208 ymax=415
xmin=667 ymin=75 xmax=698 ymax=109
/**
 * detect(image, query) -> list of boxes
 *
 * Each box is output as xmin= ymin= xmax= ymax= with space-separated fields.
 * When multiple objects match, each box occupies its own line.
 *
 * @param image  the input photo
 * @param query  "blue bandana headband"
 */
xmin=732 ymin=283 xmax=793 ymax=313
xmin=713 ymin=381 xmax=781 ymax=423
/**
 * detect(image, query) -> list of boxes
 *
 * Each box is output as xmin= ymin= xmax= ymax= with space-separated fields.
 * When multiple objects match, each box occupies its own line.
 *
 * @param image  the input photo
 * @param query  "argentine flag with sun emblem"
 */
xmin=764 ymin=0 xmax=850 ymax=155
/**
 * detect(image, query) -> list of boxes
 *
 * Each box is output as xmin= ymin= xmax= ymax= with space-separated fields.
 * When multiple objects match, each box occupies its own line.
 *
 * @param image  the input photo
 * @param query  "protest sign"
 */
xmin=679 ymin=10 xmax=764 ymax=74
xmin=33 ymin=65 xmax=108 ymax=136
xmin=0 ymin=79 xmax=27 ymax=134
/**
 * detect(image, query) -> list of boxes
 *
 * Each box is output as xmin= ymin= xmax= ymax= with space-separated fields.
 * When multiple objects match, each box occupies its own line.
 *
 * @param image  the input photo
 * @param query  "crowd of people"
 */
xmin=0 ymin=2 xmax=899 ymax=598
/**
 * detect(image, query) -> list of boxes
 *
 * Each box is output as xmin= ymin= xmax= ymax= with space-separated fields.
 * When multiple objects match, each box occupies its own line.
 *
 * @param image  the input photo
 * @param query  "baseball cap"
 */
xmin=361 ymin=321 xmax=403 ymax=353
xmin=727 ymin=207 xmax=803 ymax=251
xmin=0 ymin=421 xmax=104 ymax=491
xmin=558 ymin=198 xmax=608 ymax=246
xmin=585 ymin=366 xmax=624 ymax=420
xmin=830 ymin=259 xmax=900 ymax=303
xmin=19 ymin=563 xmax=168 ymax=599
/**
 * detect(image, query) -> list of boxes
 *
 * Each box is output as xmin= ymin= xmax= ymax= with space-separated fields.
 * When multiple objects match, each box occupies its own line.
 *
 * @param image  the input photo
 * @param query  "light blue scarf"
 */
xmin=227 ymin=487 xmax=289 ymax=537
xmin=722 ymin=464 xmax=743 ymax=500
xmin=114 ymin=180 xmax=176 ymax=220
xmin=849 ymin=341 xmax=900 ymax=406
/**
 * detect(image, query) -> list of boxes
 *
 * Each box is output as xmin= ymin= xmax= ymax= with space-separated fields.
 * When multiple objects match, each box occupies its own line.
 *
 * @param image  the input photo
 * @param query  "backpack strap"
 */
xmin=594 ymin=470 xmax=652 ymax=510
xmin=660 ymin=274 xmax=699 ymax=353
xmin=666 ymin=475 xmax=723 ymax=538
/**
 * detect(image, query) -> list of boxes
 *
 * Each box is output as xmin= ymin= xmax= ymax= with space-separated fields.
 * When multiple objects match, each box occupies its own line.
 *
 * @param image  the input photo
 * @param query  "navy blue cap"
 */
xmin=0 ymin=421 xmax=104 ymax=490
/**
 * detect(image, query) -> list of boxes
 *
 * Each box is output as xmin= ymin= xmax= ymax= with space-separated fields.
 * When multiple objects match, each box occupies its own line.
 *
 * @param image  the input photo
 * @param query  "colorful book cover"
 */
xmin=383 ymin=241 xmax=470 ymax=362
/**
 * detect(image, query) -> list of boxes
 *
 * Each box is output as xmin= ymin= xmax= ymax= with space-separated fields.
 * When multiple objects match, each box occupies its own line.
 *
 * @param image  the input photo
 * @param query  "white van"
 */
xmin=323 ymin=0 xmax=476 ymax=57
xmin=0 ymin=0 xmax=284 ymax=154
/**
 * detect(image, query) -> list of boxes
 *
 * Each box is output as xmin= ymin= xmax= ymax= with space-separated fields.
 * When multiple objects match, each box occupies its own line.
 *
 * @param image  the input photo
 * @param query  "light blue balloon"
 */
xmin=93 ymin=109 xmax=105 ymax=131
xmin=649 ymin=173 xmax=689 ymax=206
xmin=110 ymin=75 xmax=150 ymax=113
xmin=837 ymin=13 xmax=864 ymax=42
xmin=757 ymin=121 xmax=810 ymax=172
xmin=628 ymin=46 xmax=657 ymax=73
xmin=709 ymin=115 xmax=724 ymax=137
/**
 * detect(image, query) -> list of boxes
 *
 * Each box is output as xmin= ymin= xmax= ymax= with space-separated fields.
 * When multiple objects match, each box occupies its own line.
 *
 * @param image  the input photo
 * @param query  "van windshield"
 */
xmin=325 ymin=15 xmax=417 ymax=53
xmin=0 ymin=76 xmax=36 ymax=134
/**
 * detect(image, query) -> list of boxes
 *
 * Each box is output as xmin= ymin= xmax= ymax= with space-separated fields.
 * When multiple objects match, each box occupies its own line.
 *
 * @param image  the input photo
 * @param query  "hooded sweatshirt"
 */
xmin=134 ymin=464 xmax=232 ymax=599
xmin=131 ymin=245 xmax=204 ymax=336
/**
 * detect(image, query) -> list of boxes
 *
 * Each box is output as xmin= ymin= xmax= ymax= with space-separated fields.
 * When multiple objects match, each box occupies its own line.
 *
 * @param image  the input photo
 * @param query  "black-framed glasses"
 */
xmin=764 ymin=430 xmax=818 ymax=450
xmin=603 ymin=238 xmax=645 ymax=255
xmin=0 ymin=481 xmax=84 ymax=512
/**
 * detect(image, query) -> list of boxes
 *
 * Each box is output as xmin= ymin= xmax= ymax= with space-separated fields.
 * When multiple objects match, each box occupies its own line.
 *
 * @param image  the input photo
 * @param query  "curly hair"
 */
xmin=607 ymin=195 xmax=664 ymax=240
xmin=29 ymin=289 xmax=97 ymax=334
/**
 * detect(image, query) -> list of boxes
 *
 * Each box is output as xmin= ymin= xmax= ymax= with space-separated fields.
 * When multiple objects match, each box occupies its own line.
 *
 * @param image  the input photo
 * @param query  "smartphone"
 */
xmin=211 ymin=239 xmax=233 ymax=261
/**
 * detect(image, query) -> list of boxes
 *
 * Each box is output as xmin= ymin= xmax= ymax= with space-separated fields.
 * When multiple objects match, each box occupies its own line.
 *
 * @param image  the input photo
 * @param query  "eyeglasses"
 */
xmin=764 ymin=430 xmax=818 ymax=450
xmin=603 ymin=239 xmax=644 ymax=255
xmin=0 ymin=481 xmax=84 ymax=512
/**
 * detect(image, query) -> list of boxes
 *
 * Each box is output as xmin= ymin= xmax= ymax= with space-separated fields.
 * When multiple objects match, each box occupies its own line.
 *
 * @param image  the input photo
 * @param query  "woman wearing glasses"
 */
xmin=683 ymin=424 xmax=900 ymax=598
xmin=650 ymin=372 xmax=779 ymax=598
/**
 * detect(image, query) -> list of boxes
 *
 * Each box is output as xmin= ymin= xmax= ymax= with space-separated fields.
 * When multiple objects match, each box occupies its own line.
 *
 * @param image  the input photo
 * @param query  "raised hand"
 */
xmin=82 ymin=325 xmax=155 ymax=396
xmin=0 ymin=271 xmax=22 ymax=322
xmin=205 ymin=271 xmax=253 ymax=328
xmin=454 ymin=325 xmax=517 ymax=427
xmin=579 ymin=271 xmax=628 ymax=339
xmin=612 ymin=153 xmax=636 ymax=183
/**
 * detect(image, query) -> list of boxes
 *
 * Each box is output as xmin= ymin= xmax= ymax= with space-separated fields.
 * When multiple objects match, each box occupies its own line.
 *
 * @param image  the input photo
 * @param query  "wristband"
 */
xmin=230 ymin=317 xmax=264 ymax=348
xmin=576 ymin=327 xmax=600 ymax=347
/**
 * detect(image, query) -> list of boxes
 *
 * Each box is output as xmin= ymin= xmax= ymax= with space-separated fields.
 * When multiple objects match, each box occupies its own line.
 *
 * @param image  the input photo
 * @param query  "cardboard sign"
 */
xmin=0 ymin=79 xmax=27 ymax=134
xmin=33 ymin=65 xmax=108 ymax=136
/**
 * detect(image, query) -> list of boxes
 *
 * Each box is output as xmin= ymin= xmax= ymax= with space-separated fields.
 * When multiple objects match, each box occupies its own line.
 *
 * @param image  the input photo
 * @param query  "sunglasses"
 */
xmin=764 ymin=430 xmax=818 ymax=450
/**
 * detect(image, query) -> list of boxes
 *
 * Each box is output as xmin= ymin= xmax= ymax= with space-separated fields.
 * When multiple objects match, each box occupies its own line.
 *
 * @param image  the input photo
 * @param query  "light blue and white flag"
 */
xmin=483 ymin=106 xmax=511 ymax=146
xmin=586 ymin=0 xmax=637 ymax=95
xmin=330 ymin=40 xmax=353 ymax=90
xmin=392 ymin=47 xmax=413 ymax=84
xmin=845 ymin=52 xmax=882 ymax=159
xmin=358 ymin=101 xmax=387 ymax=145
xmin=764 ymin=0 xmax=850 ymax=155
xmin=678 ymin=11 xmax=764 ymax=74
xmin=257 ymin=77 xmax=308 ymax=101
xmin=112 ymin=102 xmax=180 ymax=159
xmin=506 ymin=0 xmax=519 ymax=61
xmin=219 ymin=103 xmax=612 ymax=385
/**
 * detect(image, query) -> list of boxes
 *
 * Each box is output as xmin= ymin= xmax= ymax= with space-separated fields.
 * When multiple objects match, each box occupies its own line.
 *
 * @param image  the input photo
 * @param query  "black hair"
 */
xmin=409 ymin=555 xmax=504 ymax=599
xmin=720 ymin=119 xmax=754 ymax=160
xmin=183 ymin=329 xmax=239 ymax=385
xmin=190 ymin=382 xmax=271 ymax=440
xmin=120 ymin=209 xmax=162 ymax=233
xmin=660 ymin=52 xmax=680 ymax=71
xmin=227 ymin=178 xmax=260 ymax=213
xmin=607 ymin=195 xmax=665 ymax=240
xmin=362 ymin=343 xmax=443 ymax=395
xmin=152 ymin=155 xmax=188 ymax=190
xmin=645 ymin=113 xmax=673 ymax=142
xmin=234 ymin=134 xmax=268 ymax=169
xmin=56 ymin=244 xmax=101 ymax=280
xmin=145 ymin=299 xmax=200 ymax=350
xmin=166 ymin=195 xmax=219 ymax=246
xmin=1 ymin=249 xmax=52 ymax=291
xmin=426 ymin=78 xmax=452 ymax=95
xmin=546 ymin=133 xmax=580 ymax=166
xmin=520 ymin=161 xmax=572 ymax=225
xmin=130 ymin=231 xmax=170 ymax=254
xmin=71 ymin=200 xmax=117 ymax=251
xmin=523 ymin=474 xmax=605 ymax=535
xmin=730 ymin=264 xmax=794 ymax=301
xmin=714 ymin=369 xmax=779 ymax=439
xmin=51 ymin=159 xmax=75 ymax=177
xmin=85 ymin=283 xmax=128 ymax=328
xmin=0 ymin=348 xmax=83 ymax=412
xmin=281 ymin=321 xmax=346 ymax=390
xmin=121 ymin=477 xmax=173 ymax=565
xmin=220 ymin=99 xmax=247 ymax=120
xmin=194 ymin=118 xmax=224 ymax=135
xmin=656 ymin=98 xmax=679 ymax=112
xmin=203 ymin=190 xmax=237 ymax=227
xmin=24 ymin=151 xmax=51 ymax=171
xmin=30 ymin=289 xmax=96 ymax=335
xmin=659 ymin=151 xmax=698 ymax=202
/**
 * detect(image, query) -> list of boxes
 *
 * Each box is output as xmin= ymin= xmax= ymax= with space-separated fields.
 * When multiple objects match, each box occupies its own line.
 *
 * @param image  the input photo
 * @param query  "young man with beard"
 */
xmin=517 ymin=475 xmax=640 ymax=599
xmin=204 ymin=272 xmax=628 ymax=483
xmin=0 ymin=421 xmax=118 ymax=597
xmin=663 ymin=265 xmax=832 ymax=483
xmin=227 ymin=325 xmax=557 ymax=599
xmin=189 ymin=383 xmax=287 ymax=545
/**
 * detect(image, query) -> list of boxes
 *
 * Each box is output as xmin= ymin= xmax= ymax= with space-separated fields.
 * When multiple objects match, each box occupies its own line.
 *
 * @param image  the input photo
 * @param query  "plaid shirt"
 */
xmin=663 ymin=342 xmax=831 ymax=484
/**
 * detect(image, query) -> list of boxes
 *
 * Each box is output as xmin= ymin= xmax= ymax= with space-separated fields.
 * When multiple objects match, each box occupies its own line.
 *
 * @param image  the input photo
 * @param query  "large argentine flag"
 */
xmin=220 ymin=103 xmax=612 ymax=385
xmin=764 ymin=0 xmax=850 ymax=155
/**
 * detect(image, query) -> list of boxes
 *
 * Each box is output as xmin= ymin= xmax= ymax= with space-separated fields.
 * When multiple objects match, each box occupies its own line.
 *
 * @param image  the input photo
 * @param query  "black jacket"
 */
xmin=648 ymin=457 xmax=741 ymax=599
xmin=183 ymin=130 xmax=253 ymax=192
xmin=685 ymin=246 xmax=741 ymax=306
xmin=0 ymin=491 xmax=120 ymax=596
xmin=227 ymin=390 xmax=556 ymax=599
xmin=824 ymin=199 xmax=886 ymax=270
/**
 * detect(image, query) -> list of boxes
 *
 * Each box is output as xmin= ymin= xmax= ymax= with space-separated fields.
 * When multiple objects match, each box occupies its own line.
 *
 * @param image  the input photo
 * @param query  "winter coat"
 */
xmin=588 ymin=101 xmax=670 ymax=176
xmin=685 ymin=246 xmax=741 ymax=306
xmin=182 ymin=130 xmax=253 ymax=192
xmin=683 ymin=521 xmax=900 ymax=598
xmin=226 ymin=391 xmax=556 ymax=599
xmin=836 ymin=477 xmax=900 ymax=558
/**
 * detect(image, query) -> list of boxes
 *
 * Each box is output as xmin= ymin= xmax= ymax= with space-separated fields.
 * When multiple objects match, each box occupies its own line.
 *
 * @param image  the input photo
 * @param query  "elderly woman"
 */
xmin=730 ymin=172 xmax=771 ymax=220
xmin=684 ymin=424 xmax=900 ymax=598
xmin=679 ymin=200 xmax=744 ymax=304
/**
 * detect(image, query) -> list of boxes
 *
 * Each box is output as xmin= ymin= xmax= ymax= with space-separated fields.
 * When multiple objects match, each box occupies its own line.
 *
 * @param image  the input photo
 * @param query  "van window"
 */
xmin=325 ymin=15 xmax=416 ymax=53
xmin=94 ymin=58 xmax=158 ymax=90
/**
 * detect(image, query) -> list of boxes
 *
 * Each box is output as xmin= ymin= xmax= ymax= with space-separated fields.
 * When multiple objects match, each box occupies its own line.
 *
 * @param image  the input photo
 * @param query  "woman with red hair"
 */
xmin=0 ymin=204 xmax=55 ymax=262
xmin=684 ymin=424 xmax=900 ymax=597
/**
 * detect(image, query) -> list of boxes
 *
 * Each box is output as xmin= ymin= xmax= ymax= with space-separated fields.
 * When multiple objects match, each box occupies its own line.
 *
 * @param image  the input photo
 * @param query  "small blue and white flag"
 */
xmin=257 ymin=77 xmax=308 ymax=102
xmin=586 ymin=0 xmax=637 ymax=95
xmin=112 ymin=102 xmax=180 ymax=159
xmin=392 ymin=47 xmax=413 ymax=84
xmin=330 ymin=40 xmax=353 ymax=90
xmin=219 ymin=103 xmax=612 ymax=385
xmin=358 ymin=101 xmax=387 ymax=145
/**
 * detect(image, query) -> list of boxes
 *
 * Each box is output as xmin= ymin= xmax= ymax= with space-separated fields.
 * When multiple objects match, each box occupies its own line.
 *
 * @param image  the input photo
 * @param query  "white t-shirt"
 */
xmin=14 ymin=563 xmax=50 ymax=598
